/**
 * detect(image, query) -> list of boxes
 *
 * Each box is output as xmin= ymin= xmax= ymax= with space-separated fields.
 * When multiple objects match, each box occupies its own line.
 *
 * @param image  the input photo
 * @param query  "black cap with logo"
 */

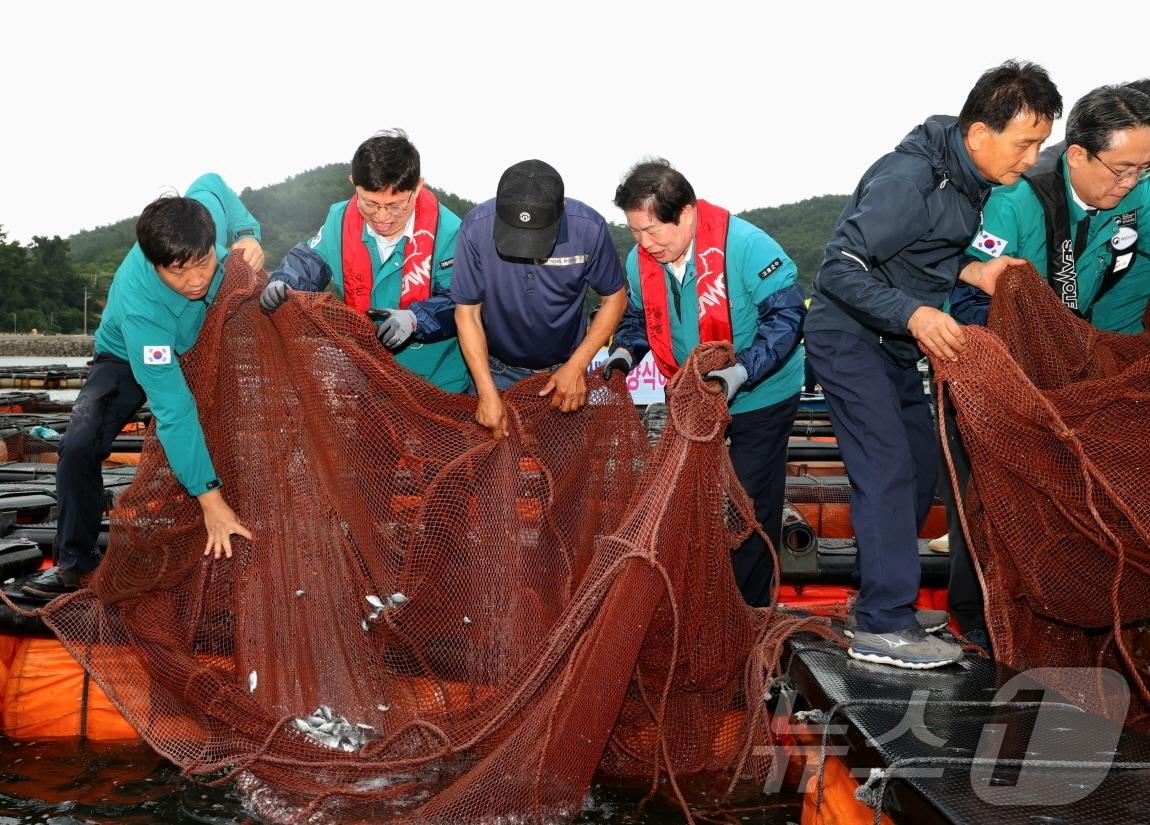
xmin=494 ymin=159 xmax=564 ymax=260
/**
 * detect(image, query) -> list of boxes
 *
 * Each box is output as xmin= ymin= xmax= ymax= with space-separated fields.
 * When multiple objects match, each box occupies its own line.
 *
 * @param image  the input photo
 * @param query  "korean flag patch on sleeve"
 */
xmin=972 ymin=229 xmax=1008 ymax=258
xmin=144 ymin=345 xmax=172 ymax=365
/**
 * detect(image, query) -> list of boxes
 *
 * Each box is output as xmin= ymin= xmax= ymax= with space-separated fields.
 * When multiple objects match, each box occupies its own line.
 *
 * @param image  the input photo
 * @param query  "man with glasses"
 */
xmin=941 ymin=82 xmax=1150 ymax=651
xmin=804 ymin=60 xmax=1062 ymax=668
xmin=603 ymin=159 xmax=806 ymax=607
xmin=261 ymin=130 xmax=469 ymax=392
xmin=452 ymin=159 xmax=627 ymax=439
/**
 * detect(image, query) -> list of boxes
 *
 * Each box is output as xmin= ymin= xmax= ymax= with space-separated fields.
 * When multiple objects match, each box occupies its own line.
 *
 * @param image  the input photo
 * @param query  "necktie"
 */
xmin=1072 ymin=209 xmax=1097 ymax=264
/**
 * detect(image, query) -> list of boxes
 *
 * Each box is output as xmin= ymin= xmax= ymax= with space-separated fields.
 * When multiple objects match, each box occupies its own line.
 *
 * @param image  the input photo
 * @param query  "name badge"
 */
xmin=538 ymin=255 xmax=588 ymax=266
xmin=1111 ymin=226 xmax=1138 ymax=251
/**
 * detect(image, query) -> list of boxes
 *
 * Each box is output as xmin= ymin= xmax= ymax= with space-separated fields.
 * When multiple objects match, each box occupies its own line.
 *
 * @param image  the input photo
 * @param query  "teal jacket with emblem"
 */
xmin=272 ymin=199 xmax=468 ymax=392
xmin=613 ymin=213 xmax=805 ymax=416
xmin=94 ymin=173 xmax=261 ymax=496
xmin=957 ymin=156 xmax=1150 ymax=332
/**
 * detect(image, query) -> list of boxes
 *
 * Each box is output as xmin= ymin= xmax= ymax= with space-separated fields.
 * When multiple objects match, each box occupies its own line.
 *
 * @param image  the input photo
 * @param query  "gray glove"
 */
xmin=703 ymin=363 xmax=748 ymax=402
xmin=602 ymin=348 xmax=633 ymax=381
xmin=260 ymin=280 xmax=289 ymax=312
xmin=372 ymin=308 xmax=418 ymax=349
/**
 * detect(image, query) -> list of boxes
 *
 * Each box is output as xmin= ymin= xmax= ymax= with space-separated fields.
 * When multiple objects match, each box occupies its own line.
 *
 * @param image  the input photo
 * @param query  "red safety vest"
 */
xmin=341 ymin=188 xmax=439 ymax=311
xmin=638 ymin=199 xmax=732 ymax=377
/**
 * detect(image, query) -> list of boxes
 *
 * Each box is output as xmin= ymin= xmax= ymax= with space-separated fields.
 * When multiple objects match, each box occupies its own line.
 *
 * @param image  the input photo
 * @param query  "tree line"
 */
xmin=0 ymin=231 xmax=91 ymax=335
xmin=1 ymin=164 xmax=847 ymax=333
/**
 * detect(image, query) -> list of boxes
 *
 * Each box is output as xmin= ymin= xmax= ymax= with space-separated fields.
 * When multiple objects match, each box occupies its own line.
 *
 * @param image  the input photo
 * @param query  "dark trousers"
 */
xmin=727 ymin=392 xmax=801 ymax=607
xmin=805 ymin=330 xmax=936 ymax=633
xmin=55 ymin=354 xmax=146 ymax=576
xmin=937 ymin=390 xmax=985 ymax=633
xmin=803 ymin=357 xmax=818 ymax=393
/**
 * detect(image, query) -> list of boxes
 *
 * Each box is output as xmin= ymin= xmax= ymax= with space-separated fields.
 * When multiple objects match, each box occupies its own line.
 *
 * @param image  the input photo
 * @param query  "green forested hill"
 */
xmin=0 ymin=232 xmax=89 ymax=334
xmin=739 ymin=195 xmax=848 ymax=288
xmin=67 ymin=164 xmax=482 ymax=276
xmin=2 ymin=165 xmax=846 ymax=333
xmin=605 ymin=195 xmax=845 ymax=291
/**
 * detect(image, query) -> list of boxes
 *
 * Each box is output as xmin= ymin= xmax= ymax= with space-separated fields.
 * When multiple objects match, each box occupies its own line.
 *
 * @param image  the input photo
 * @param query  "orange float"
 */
xmin=0 ymin=634 xmax=20 ymax=701
xmin=1 ymin=636 xmax=137 ymax=740
xmin=404 ymin=676 xmax=493 ymax=714
xmin=710 ymin=708 xmax=747 ymax=762
xmin=802 ymin=754 xmax=896 ymax=825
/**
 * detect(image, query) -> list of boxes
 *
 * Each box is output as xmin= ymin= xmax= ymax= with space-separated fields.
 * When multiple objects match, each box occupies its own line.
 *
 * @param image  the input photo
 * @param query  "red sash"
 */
xmin=341 ymin=187 xmax=439 ymax=312
xmin=638 ymin=199 xmax=732 ymax=377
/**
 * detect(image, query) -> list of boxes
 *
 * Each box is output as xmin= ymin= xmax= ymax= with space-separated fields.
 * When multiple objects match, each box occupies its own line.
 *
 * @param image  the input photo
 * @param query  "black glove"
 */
xmin=260 ymin=280 xmax=289 ymax=312
xmin=602 ymin=348 xmax=634 ymax=381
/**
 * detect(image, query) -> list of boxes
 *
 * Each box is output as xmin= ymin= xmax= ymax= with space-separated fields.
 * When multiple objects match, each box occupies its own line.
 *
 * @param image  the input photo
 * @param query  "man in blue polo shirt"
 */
xmin=22 ymin=174 xmax=263 ymax=601
xmin=603 ymin=159 xmax=806 ymax=606
xmin=452 ymin=159 xmax=628 ymax=439
xmin=260 ymin=130 xmax=468 ymax=392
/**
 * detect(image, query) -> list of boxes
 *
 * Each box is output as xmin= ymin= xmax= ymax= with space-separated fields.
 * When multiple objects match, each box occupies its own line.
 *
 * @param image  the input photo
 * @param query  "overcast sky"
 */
xmin=2 ymin=1 xmax=1147 ymax=248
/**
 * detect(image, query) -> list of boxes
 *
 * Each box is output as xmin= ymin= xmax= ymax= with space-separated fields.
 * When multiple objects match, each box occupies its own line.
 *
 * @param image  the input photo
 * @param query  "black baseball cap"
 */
xmin=494 ymin=159 xmax=564 ymax=259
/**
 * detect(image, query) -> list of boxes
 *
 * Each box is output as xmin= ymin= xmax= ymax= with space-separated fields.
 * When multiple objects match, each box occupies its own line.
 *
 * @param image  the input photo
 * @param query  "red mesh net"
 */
xmin=36 ymin=255 xmax=831 ymax=824
xmin=934 ymin=264 xmax=1150 ymax=727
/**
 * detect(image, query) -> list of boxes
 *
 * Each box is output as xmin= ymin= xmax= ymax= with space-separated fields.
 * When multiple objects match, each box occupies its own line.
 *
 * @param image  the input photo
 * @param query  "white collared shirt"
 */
xmin=366 ymin=210 xmax=416 ymax=263
xmin=667 ymin=240 xmax=695 ymax=284
xmin=1069 ymin=183 xmax=1093 ymax=215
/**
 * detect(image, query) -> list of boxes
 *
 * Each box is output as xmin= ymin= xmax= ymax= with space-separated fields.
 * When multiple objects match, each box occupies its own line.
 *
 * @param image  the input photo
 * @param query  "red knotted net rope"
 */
xmin=935 ymin=264 xmax=1150 ymax=728
xmin=39 ymin=254 xmax=829 ymax=824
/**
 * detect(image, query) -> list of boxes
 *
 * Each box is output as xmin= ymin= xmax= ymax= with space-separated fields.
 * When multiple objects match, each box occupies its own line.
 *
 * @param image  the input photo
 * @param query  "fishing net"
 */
xmin=34 ymin=254 xmax=829 ymax=824
xmin=934 ymin=263 xmax=1150 ymax=727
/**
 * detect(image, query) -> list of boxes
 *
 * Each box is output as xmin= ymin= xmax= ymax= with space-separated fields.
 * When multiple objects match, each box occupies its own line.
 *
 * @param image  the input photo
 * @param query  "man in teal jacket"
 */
xmin=605 ymin=159 xmax=806 ymax=607
xmin=22 ymin=174 xmax=264 ymax=600
xmin=945 ymin=82 xmax=1150 ymax=646
xmin=260 ymin=130 xmax=468 ymax=392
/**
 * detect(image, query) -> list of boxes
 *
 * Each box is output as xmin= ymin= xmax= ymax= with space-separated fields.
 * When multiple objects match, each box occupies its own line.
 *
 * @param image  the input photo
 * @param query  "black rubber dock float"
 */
xmin=782 ymin=633 xmax=1150 ymax=824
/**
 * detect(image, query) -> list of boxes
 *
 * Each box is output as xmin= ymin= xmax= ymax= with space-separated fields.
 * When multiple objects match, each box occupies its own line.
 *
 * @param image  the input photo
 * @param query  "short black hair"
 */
xmin=957 ymin=60 xmax=1063 ymax=135
xmin=1125 ymin=78 xmax=1150 ymax=100
xmin=613 ymin=158 xmax=696 ymax=224
xmin=351 ymin=128 xmax=420 ymax=193
xmin=136 ymin=197 xmax=215 ymax=268
xmin=1065 ymin=84 xmax=1150 ymax=156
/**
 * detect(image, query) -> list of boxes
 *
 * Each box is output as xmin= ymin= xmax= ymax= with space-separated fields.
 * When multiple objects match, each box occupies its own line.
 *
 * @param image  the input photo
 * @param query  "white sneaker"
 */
xmin=927 ymin=533 xmax=950 ymax=553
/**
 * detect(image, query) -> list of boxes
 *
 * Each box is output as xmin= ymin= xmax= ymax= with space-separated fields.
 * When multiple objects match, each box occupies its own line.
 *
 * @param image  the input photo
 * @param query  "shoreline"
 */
xmin=0 ymin=335 xmax=95 ymax=358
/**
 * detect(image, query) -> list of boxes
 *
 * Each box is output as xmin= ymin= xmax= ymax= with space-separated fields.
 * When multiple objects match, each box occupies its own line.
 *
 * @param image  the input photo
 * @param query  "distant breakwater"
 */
xmin=0 ymin=335 xmax=95 ymax=358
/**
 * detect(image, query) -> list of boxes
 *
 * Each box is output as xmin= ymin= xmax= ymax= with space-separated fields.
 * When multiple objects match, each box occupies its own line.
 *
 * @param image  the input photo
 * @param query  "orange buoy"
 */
xmin=802 ymin=754 xmax=896 ymax=825
xmin=404 ymin=676 xmax=492 ymax=714
xmin=1 ymin=636 xmax=137 ymax=740
xmin=710 ymin=709 xmax=747 ymax=762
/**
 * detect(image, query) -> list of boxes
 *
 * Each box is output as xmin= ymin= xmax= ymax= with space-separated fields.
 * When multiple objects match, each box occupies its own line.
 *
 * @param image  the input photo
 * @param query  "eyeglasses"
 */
xmin=1089 ymin=152 xmax=1150 ymax=184
xmin=358 ymin=191 xmax=414 ymax=217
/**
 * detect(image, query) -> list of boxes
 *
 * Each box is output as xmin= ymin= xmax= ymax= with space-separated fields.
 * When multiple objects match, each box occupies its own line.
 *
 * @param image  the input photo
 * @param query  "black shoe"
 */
xmin=20 ymin=567 xmax=82 ymax=600
xmin=963 ymin=627 xmax=992 ymax=656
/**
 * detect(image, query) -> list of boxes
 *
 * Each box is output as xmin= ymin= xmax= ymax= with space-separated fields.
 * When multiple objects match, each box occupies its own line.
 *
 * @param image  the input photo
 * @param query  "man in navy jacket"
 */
xmin=805 ymin=61 xmax=1062 ymax=668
